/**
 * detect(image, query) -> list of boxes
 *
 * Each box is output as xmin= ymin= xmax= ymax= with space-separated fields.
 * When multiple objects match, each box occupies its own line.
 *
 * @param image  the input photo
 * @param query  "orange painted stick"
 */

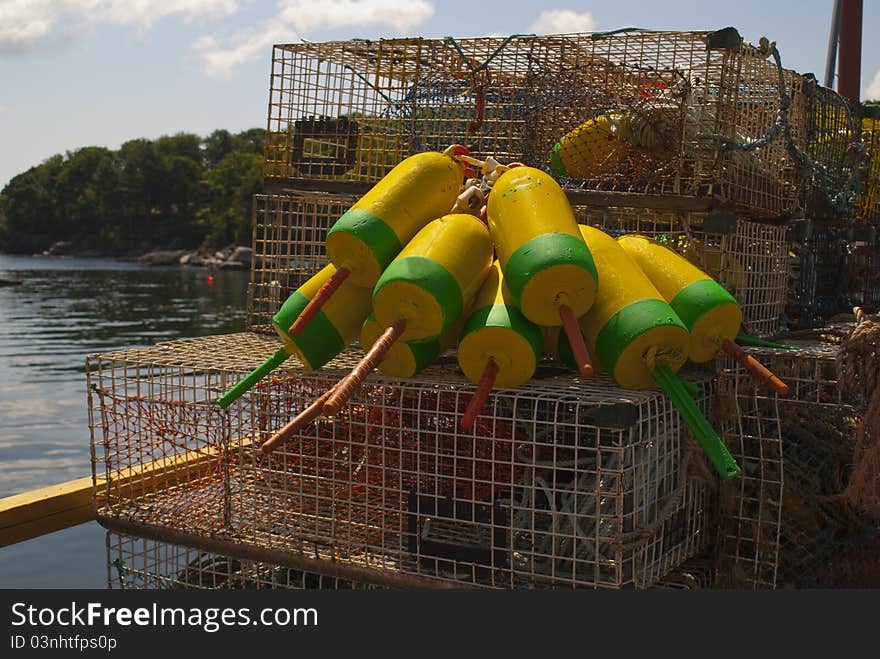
xmin=288 ymin=266 xmax=350 ymax=335
xmin=559 ymin=304 xmax=593 ymax=377
xmin=322 ymin=319 xmax=406 ymax=416
xmin=261 ymin=386 xmax=337 ymax=454
xmin=721 ymin=338 xmax=789 ymax=396
xmin=460 ymin=358 xmax=499 ymax=431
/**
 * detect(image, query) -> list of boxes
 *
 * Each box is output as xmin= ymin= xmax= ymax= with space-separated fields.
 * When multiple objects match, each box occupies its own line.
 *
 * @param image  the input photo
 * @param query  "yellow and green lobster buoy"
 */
xmin=617 ymin=234 xmax=788 ymax=395
xmin=318 ymin=212 xmax=493 ymax=418
xmin=457 ymin=261 xmax=544 ymax=430
xmin=286 ymin=147 xmax=466 ymax=336
xmin=487 ymin=166 xmax=598 ymax=377
xmin=548 ymin=112 xmax=626 ymax=180
xmin=577 ymin=224 xmax=740 ymax=479
xmin=216 ymin=263 xmax=371 ymax=409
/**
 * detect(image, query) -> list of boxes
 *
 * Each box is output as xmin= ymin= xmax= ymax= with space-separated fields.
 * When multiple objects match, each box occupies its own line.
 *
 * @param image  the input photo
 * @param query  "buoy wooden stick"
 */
xmin=558 ymin=303 xmax=594 ymax=377
xmin=216 ymin=347 xmax=288 ymax=409
xmin=460 ymin=358 xmax=499 ymax=431
xmin=323 ymin=319 xmax=406 ymax=416
xmin=721 ymin=338 xmax=789 ymax=396
xmin=653 ymin=365 xmax=741 ymax=479
xmin=288 ymin=266 xmax=351 ymax=335
xmin=260 ymin=385 xmax=337 ymax=454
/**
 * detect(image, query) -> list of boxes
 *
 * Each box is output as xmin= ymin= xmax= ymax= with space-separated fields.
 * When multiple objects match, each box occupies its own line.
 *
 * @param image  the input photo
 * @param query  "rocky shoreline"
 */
xmin=37 ymin=241 xmax=255 ymax=269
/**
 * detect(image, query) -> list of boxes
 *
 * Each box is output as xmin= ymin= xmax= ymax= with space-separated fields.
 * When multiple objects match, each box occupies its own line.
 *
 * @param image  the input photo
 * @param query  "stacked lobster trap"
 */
xmin=265 ymin=29 xmax=808 ymax=218
xmin=714 ymin=317 xmax=880 ymax=588
xmin=89 ymin=25 xmax=880 ymax=590
xmin=88 ymin=333 xmax=715 ymax=589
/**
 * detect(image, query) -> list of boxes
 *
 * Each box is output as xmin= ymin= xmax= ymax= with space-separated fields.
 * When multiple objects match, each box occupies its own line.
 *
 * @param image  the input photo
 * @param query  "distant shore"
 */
xmin=9 ymin=241 xmax=256 ymax=270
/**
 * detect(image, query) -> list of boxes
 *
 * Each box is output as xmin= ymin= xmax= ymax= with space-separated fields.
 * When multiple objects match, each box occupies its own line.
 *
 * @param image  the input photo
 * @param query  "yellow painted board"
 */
xmin=0 ymin=436 xmax=255 ymax=547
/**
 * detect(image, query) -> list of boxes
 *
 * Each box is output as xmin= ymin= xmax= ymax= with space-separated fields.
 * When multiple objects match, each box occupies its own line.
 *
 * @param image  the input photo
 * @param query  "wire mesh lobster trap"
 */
xmin=248 ymin=192 xmax=356 ymax=332
xmin=572 ymin=207 xmax=790 ymax=338
xmin=264 ymin=29 xmax=808 ymax=218
xmin=801 ymin=79 xmax=863 ymax=220
xmin=89 ymin=332 xmax=715 ymax=589
xmin=713 ymin=320 xmax=879 ymax=588
xmin=785 ymin=222 xmax=853 ymax=330
xmin=855 ymin=111 xmax=880 ymax=225
xmin=106 ymin=530 xmax=381 ymax=590
xmin=106 ymin=529 xmax=715 ymax=590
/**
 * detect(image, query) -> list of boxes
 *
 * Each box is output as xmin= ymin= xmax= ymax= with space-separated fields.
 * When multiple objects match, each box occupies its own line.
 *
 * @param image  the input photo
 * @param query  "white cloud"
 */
xmin=196 ymin=0 xmax=435 ymax=78
xmin=0 ymin=0 xmax=238 ymax=53
xmin=278 ymin=0 xmax=434 ymax=33
xmin=528 ymin=10 xmax=595 ymax=35
xmin=866 ymin=69 xmax=880 ymax=101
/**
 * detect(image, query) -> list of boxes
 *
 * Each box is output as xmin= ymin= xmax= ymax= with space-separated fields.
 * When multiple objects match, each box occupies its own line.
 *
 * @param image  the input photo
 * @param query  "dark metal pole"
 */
xmin=838 ymin=0 xmax=863 ymax=100
xmin=824 ymin=0 xmax=842 ymax=87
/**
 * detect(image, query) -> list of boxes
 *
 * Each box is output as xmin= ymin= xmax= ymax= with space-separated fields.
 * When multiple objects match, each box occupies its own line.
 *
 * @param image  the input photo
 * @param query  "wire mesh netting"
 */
xmin=785 ymin=223 xmax=853 ymax=330
xmin=802 ymin=80 xmax=863 ymax=220
xmin=107 ymin=531 xmax=380 ymax=590
xmin=856 ymin=114 xmax=880 ymax=225
xmin=264 ymin=29 xmax=811 ymax=218
xmin=248 ymin=192 xmax=356 ymax=332
xmin=106 ymin=530 xmax=717 ymax=590
xmin=714 ymin=320 xmax=880 ymax=588
xmin=89 ymin=333 xmax=715 ymax=589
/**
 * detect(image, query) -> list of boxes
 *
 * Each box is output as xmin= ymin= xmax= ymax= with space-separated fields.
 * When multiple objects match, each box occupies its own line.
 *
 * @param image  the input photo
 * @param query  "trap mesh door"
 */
xmin=89 ymin=333 xmax=715 ymax=589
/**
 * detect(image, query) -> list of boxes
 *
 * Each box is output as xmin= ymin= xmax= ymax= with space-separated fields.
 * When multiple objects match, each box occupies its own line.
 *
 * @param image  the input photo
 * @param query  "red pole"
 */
xmin=837 ymin=0 xmax=862 ymax=100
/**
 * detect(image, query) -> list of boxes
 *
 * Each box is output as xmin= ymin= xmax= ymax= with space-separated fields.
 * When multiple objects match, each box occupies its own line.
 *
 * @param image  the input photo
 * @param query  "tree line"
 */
xmin=0 ymin=128 xmax=265 ymax=254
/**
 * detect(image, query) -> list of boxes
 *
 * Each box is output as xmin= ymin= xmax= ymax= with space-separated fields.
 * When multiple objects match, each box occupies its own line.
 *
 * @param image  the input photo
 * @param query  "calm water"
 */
xmin=0 ymin=254 xmax=248 ymax=588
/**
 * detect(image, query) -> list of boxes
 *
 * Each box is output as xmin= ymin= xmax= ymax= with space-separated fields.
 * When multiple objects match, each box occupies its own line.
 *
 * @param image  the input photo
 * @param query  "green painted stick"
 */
xmin=216 ymin=348 xmax=289 ymax=409
xmin=735 ymin=332 xmax=794 ymax=350
xmin=676 ymin=375 xmax=702 ymax=400
xmin=653 ymin=365 xmax=741 ymax=480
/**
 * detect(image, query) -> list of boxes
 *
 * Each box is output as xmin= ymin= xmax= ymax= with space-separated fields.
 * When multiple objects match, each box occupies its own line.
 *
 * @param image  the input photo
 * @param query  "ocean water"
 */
xmin=0 ymin=254 xmax=248 ymax=588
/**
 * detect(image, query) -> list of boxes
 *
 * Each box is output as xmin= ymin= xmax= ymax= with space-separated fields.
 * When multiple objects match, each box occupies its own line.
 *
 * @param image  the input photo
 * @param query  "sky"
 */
xmin=0 ymin=0 xmax=877 ymax=189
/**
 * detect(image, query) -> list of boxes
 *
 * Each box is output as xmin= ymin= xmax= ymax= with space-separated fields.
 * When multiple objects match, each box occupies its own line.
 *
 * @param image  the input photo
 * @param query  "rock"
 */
xmin=137 ymin=250 xmax=188 ymax=266
xmin=46 ymin=241 xmax=75 ymax=256
xmin=218 ymin=260 xmax=246 ymax=270
xmin=180 ymin=252 xmax=207 ymax=266
xmin=227 ymin=246 xmax=253 ymax=266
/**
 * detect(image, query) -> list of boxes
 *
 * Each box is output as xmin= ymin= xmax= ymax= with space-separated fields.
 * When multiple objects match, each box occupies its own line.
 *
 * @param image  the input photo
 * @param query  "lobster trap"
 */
xmin=801 ymin=79 xmax=863 ymax=220
xmin=89 ymin=333 xmax=714 ymax=589
xmin=106 ymin=530 xmax=381 ymax=590
xmin=856 ymin=111 xmax=880 ymax=225
xmin=248 ymin=192 xmax=356 ymax=332
xmin=714 ymin=319 xmax=879 ymax=588
xmin=264 ymin=29 xmax=808 ymax=218
xmin=785 ymin=221 xmax=853 ymax=329
xmin=106 ymin=529 xmax=715 ymax=590
xmin=573 ymin=207 xmax=790 ymax=338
